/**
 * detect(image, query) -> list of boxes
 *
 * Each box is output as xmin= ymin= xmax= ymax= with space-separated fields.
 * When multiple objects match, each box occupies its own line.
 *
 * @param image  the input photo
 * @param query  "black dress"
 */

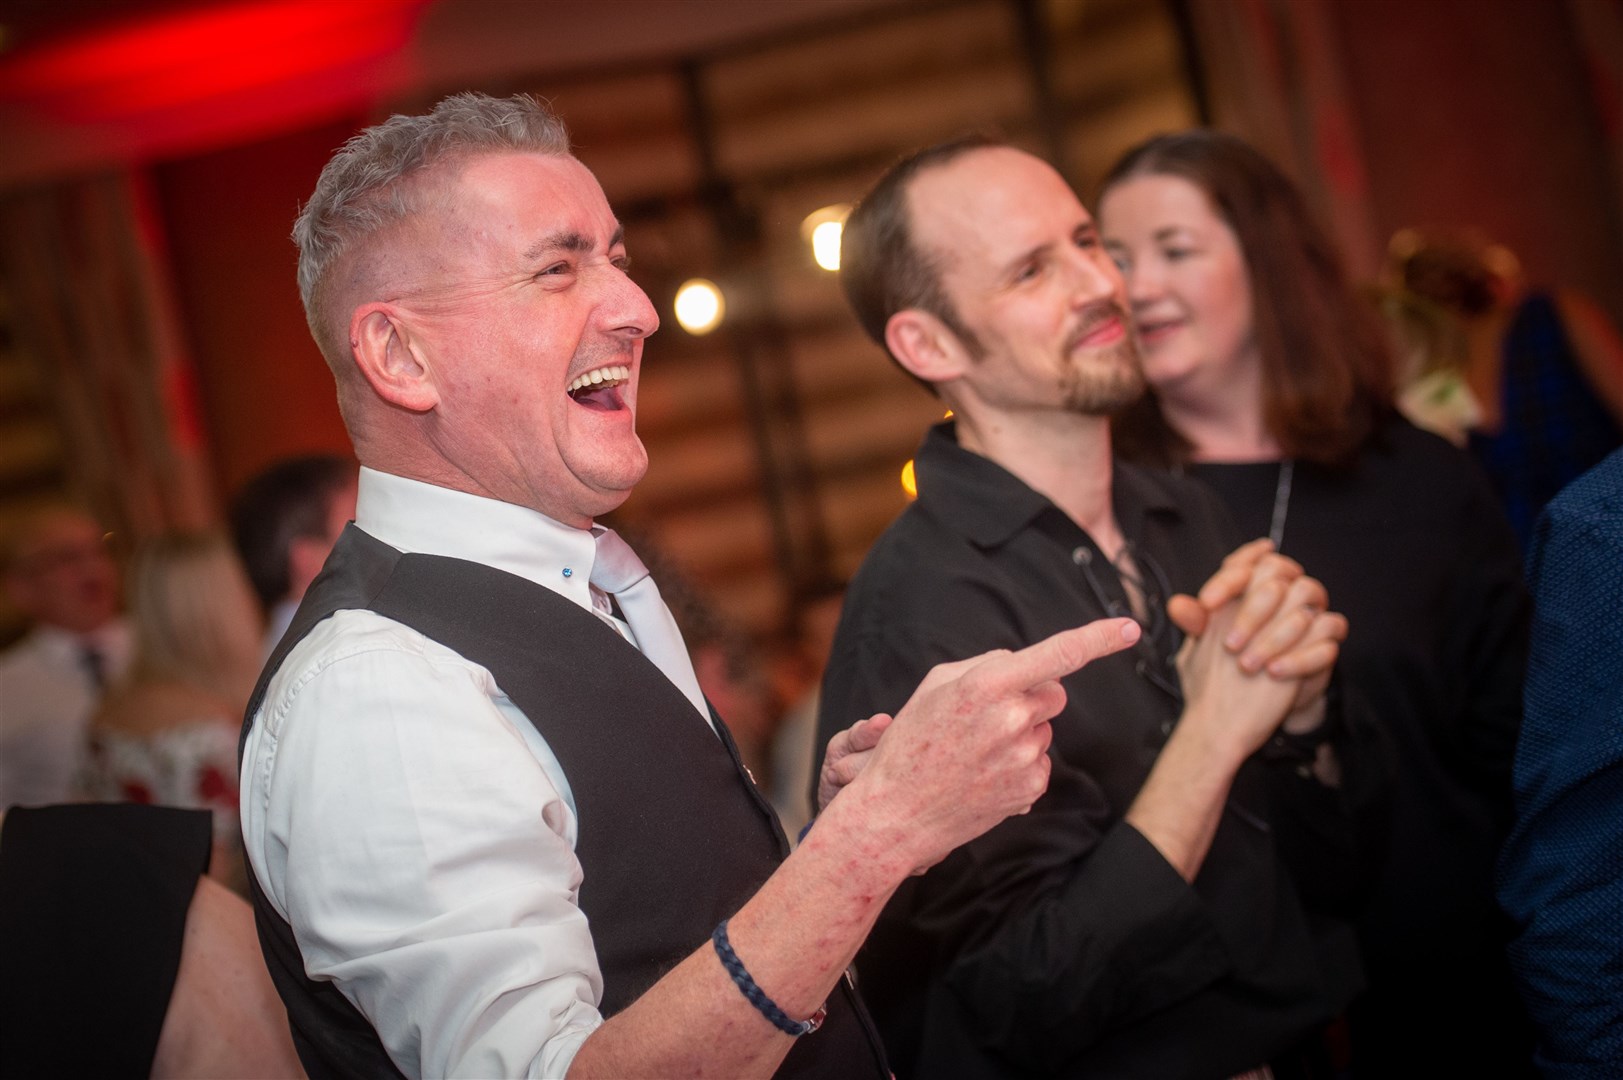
xmin=1187 ymin=416 xmax=1534 ymax=1076
xmin=0 ymin=803 xmax=212 ymax=1078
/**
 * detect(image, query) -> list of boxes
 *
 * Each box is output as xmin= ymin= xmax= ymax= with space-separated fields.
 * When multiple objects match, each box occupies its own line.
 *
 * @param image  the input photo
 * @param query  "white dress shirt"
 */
xmin=241 ymin=467 xmax=702 ymax=1079
xmin=0 ymin=618 xmax=130 ymax=808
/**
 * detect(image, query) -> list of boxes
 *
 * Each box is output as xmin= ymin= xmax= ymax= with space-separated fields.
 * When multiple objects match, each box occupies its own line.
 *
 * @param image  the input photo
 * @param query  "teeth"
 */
xmin=567 ymin=364 xmax=630 ymax=394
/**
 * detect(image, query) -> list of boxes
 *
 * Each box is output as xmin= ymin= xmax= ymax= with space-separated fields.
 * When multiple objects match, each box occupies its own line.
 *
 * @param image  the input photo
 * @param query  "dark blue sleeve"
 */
xmin=1498 ymin=450 xmax=1623 ymax=1078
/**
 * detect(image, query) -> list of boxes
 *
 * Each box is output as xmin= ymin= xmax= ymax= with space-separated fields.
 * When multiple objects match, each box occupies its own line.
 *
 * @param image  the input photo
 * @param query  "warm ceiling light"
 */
xmin=801 ymin=204 xmax=851 ymax=272
xmin=900 ymin=459 xmax=917 ymax=500
xmin=674 ymin=278 xmax=724 ymax=335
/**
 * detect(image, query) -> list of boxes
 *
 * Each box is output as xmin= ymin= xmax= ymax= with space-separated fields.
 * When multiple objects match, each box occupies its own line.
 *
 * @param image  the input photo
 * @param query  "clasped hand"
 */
xmin=812 ymin=539 xmax=1346 ymax=858
xmin=1169 ymin=538 xmax=1346 ymax=749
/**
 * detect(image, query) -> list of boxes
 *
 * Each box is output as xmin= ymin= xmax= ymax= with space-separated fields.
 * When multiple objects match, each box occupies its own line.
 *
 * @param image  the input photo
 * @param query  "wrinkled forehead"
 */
xmin=343 ymin=150 xmax=612 ymax=301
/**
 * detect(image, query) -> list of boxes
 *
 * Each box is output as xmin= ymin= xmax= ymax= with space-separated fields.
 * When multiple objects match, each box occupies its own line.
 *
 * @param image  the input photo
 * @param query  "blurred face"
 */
xmin=286 ymin=479 xmax=357 ymax=603
xmin=4 ymin=510 xmax=119 ymax=634
xmin=907 ymin=147 xmax=1143 ymax=418
xmin=323 ymin=480 xmax=358 ymax=543
xmin=1099 ymin=173 xmax=1258 ymax=401
xmin=397 ymin=152 xmax=659 ymax=527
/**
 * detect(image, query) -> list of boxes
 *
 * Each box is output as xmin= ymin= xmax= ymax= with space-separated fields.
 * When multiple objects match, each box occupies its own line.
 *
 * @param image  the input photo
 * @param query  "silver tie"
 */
xmin=590 ymin=528 xmax=711 ymax=724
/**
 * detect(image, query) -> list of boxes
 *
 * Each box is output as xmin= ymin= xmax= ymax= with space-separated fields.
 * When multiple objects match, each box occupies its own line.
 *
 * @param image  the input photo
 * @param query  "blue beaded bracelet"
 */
xmin=711 ymin=919 xmax=827 ymax=1037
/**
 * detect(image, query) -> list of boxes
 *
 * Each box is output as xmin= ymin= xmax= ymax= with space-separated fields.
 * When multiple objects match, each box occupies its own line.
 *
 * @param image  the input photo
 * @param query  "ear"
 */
xmin=349 ymin=303 xmax=440 ymax=412
xmin=885 ymin=309 xmax=974 ymax=386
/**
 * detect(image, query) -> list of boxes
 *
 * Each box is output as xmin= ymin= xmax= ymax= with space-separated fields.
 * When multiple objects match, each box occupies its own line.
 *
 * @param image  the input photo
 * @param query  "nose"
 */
xmin=1064 ymin=244 xmax=1126 ymax=312
xmin=601 ymin=265 xmax=660 ymax=339
xmin=1119 ymin=253 xmax=1160 ymax=310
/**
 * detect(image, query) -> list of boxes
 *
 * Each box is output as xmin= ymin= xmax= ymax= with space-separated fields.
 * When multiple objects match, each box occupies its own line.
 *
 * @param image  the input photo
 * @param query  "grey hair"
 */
xmin=294 ymin=92 xmax=572 ymax=361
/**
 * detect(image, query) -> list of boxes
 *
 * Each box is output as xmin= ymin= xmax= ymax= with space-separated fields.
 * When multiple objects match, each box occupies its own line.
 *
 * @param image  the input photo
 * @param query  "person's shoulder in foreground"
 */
xmin=1499 ymin=447 xmax=1623 ymax=1079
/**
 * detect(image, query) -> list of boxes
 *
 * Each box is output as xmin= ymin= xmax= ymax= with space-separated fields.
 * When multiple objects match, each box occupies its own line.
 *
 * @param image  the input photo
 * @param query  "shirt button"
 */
xmin=1159 ymin=719 xmax=1173 ymax=736
xmin=1072 ymin=546 xmax=1089 ymax=565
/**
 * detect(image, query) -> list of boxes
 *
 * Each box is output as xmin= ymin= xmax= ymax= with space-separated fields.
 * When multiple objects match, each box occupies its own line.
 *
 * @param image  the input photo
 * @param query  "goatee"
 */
xmin=1062 ymin=307 xmax=1147 ymax=415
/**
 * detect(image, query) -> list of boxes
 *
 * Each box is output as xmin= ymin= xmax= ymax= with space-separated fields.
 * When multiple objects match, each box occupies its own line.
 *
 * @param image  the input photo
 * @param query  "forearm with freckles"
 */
xmin=566 ymin=778 xmax=913 ymax=1078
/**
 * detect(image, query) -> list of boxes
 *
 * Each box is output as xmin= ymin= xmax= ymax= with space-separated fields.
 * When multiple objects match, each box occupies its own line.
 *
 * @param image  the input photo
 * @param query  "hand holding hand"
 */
xmin=1168 ymin=540 xmax=1346 ymax=718
xmin=1174 ymin=598 xmax=1304 ymax=761
xmin=816 ymin=712 xmax=893 ymax=812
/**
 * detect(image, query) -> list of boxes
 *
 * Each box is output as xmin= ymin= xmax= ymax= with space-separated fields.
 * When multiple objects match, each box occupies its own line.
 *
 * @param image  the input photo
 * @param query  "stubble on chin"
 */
xmin=1064 ymin=339 xmax=1147 ymax=416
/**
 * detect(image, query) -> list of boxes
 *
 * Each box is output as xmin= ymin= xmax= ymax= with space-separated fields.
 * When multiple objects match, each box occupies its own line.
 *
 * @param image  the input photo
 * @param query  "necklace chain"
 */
xmin=1269 ymin=460 xmax=1294 ymax=548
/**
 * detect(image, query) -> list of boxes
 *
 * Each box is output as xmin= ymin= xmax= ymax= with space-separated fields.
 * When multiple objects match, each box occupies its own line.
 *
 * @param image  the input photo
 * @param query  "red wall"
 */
xmin=1331 ymin=0 xmax=1623 ymax=324
xmin=152 ymin=117 xmax=362 ymax=498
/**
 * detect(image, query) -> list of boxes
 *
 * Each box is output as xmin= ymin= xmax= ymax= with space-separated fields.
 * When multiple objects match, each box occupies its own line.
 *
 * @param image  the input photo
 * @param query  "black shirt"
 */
xmin=818 ymin=422 xmax=1377 ymax=1080
xmin=1188 ymin=416 xmax=1531 ymax=1074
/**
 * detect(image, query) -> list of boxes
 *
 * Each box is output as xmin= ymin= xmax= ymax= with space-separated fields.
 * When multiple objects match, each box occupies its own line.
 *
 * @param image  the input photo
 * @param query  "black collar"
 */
xmin=912 ymin=421 xmax=1185 ymax=549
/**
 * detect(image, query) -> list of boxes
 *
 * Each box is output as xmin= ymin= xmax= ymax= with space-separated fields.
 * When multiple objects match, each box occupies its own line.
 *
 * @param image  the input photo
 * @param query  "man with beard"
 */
xmin=238 ymin=97 xmax=1146 ymax=1080
xmin=818 ymin=139 xmax=1378 ymax=1078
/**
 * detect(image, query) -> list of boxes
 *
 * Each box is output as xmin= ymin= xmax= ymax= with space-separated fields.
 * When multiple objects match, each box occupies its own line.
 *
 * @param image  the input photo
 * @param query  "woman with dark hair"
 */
xmin=1098 ymin=131 xmax=1532 ymax=1076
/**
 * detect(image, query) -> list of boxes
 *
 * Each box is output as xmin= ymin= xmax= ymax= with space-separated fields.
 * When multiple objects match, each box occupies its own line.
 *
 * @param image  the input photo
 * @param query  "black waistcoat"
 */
xmin=239 ymin=525 xmax=888 ymax=1078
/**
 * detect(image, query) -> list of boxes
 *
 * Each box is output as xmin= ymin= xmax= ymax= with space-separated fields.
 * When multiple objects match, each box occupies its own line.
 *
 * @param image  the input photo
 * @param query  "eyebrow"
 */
xmin=999 ymin=241 xmax=1050 ymax=279
xmin=998 ymin=221 xmax=1094 ymax=278
xmin=521 ymin=224 xmax=626 ymax=262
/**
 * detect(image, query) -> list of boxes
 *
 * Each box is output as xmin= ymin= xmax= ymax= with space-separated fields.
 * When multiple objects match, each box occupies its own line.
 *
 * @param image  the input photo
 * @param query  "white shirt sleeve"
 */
xmin=241 ymin=611 xmax=603 ymax=1079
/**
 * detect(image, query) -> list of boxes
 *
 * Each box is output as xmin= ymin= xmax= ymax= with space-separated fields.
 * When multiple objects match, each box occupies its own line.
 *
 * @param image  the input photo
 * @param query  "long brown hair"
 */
xmin=1100 ymin=131 xmax=1394 ymax=467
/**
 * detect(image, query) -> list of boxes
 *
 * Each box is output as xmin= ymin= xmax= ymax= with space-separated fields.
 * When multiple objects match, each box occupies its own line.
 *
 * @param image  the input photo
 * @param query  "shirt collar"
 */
xmin=912 ymin=420 xmax=1184 ymax=548
xmin=355 ymin=466 xmax=601 ymax=613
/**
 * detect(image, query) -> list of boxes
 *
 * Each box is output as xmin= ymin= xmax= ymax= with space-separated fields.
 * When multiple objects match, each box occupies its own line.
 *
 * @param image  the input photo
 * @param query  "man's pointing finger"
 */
xmin=967 ymin=618 xmax=1140 ymax=701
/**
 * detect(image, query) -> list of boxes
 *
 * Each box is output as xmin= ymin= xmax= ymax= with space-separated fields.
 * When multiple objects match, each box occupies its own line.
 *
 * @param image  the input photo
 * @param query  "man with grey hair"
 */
xmin=239 ymin=92 xmax=1142 ymax=1079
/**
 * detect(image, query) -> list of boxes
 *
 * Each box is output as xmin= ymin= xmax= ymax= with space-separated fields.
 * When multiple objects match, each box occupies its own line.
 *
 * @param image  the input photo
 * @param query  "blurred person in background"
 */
xmin=0 ymin=505 xmax=130 ymax=809
xmin=82 ymin=532 xmax=264 ymax=893
xmin=228 ymin=454 xmax=357 ymax=656
xmin=1099 ymin=129 xmax=1532 ymax=1076
xmin=1365 ymin=282 xmax=1479 ymax=447
xmin=1389 ymin=229 xmax=1623 ymax=548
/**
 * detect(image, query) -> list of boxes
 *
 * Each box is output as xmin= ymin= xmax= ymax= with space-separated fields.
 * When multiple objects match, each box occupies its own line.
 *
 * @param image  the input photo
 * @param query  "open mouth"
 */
xmin=566 ymin=364 xmax=631 ymax=411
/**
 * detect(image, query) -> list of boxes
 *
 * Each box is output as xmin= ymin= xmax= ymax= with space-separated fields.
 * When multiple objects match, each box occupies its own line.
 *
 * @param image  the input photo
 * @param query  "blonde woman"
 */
xmin=83 ymin=532 xmax=263 ymax=893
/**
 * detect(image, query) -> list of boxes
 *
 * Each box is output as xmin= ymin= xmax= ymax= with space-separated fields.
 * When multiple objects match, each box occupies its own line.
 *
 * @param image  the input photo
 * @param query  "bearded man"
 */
xmin=818 ymin=139 xmax=1382 ymax=1079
